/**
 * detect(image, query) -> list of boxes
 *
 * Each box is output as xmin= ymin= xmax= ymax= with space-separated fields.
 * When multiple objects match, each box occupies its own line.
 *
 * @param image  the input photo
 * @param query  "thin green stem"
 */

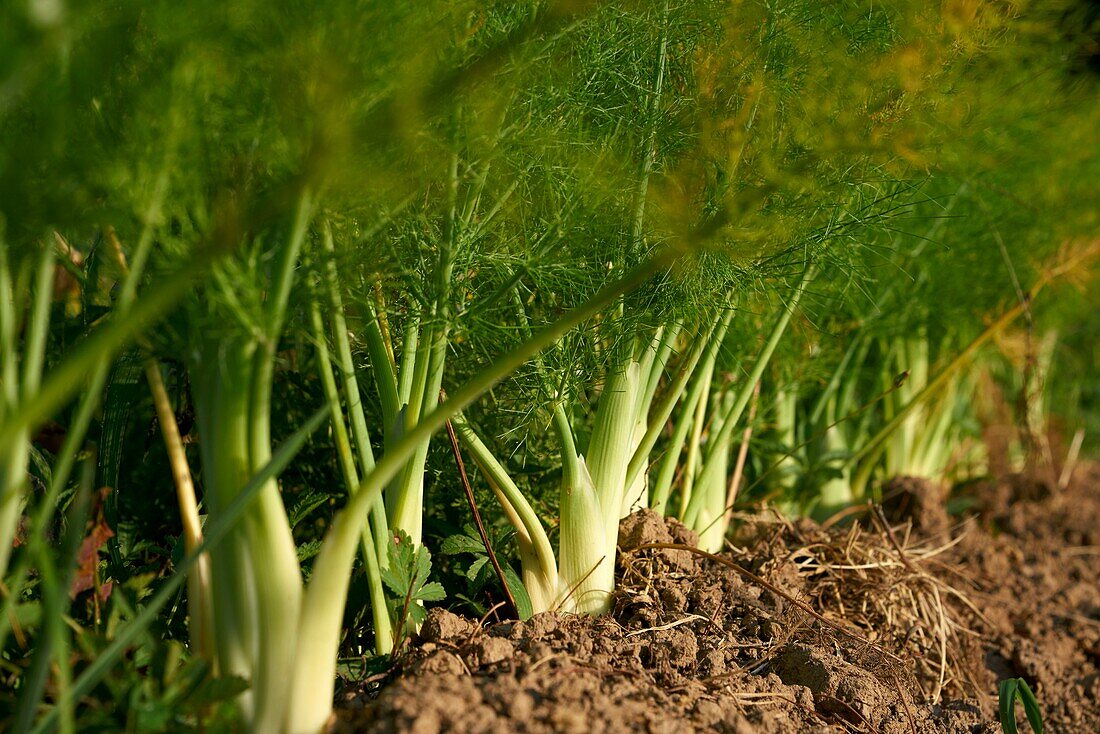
xmin=320 ymin=224 xmax=391 ymax=569
xmin=626 ymin=311 xmax=729 ymax=492
xmin=692 ymin=265 xmax=814 ymax=504
xmin=20 ymin=246 xmax=54 ymax=398
xmin=310 ymin=301 xmax=394 ymax=655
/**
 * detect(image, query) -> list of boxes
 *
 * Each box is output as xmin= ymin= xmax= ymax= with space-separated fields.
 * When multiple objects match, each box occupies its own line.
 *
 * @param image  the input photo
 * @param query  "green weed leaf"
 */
xmin=465 ymin=556 xmax=490 ymax=585
xmin=1017 ymin=680 xmax=1044 ymax=734
xmin=186 ymin=675 xmax=251 ymax=708
xmin=288 ymin=492 xmax=330 ymax=529
xmin=383 ymin=529 xmax=447 ymax=632
xmin=999 ymin=678 xmax=1019 ymax=734
xmin=296 ymin=540 xmax=323 ymax=562
xmin=999 ymin=677 xmax=1044 ymax=734
xmin=501 ymin=565 xmax=533 ymax=620
xmin=441 ymin=532 xmax=488 ymax=556
xmin=417 ymin=582 xmax=446 ymax=603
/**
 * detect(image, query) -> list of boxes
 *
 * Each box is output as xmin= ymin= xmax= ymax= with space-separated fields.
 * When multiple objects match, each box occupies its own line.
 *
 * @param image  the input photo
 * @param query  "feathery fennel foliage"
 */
xmin=1 ymin=2 xmax=1097 ymax=732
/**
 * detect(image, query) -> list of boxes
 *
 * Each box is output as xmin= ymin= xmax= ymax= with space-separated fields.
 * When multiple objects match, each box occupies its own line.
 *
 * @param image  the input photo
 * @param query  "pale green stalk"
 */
xmin=884 ymin=333 xmax=929 ymax=477
xmin=241 ymin=195 xmax=311 ymax=734
xmin=309 ymin=302 xmax=394 ymax=655
xmin=587 ymin=358 xmax=641 ymax=562
xmin=691 ymin=266 xmax=813 ymax=498
xmin=620 ymin=414 xmax=649 ymax=516
xmin=626 ymin=312 xmax=729 ymax=497
xmin=451 ymin=413 xmax=559 ymax=611
xmin=191 ymin=343 xmax=259 ymax=696
xmin=879 ymin=328 xmax=971 ymax=483
xmin=396 ymin=315 xmax=419 ymax=408
xmin=773 ymin=384 xmax=800 ymax=492
xmin=722 ymin=380 xmax=758 ymax=523
xmin=686 ymin=391 xmax=733 ymax=552
xmin=542 ymin=387 xmax=609 ymax=613
xmin=681 ymin=266 xmax=813 ymax=546
xmin=805 ymin=334 xmax=871 ymax=516
xmin=620 ymin=322 xmax=689 ymax=515
xmin=320 ymin=226 xmax=392 ymax=569
xmin=555 ymin=445 xmax=607 ymax=614
xmin=638 ymin=325 xmax=675 ymax=410
xmin=388 ymin=152 xmax=460 ymax=548
xmin=847 ymin=296 xmax=1034 ymax=499
xmin=454 ymin=403 xmax=612 ymax=616
xmin=815 ymin=395 xmax=856 ymax=516
xmin=187 ymin=192 xmax=313 ymax=730
xmin=516 ymin=292 xmax=643 ymax=613
xmin=388 ymin=316 xmax=432 ymax=541
xmin=0 ymin=243 xmax=51 ymax=580
xmin=649 ymin=327 xmax=723 ymax=514
xmin=914 ymin=383 xmax=959 ymax=477
xmin=619 ymin=331 xmax=663 ymax=516
xmin=505 ymin=292 xmax=627 ymax=614
xmin=360 ymin=292 xmax=400 ymax=426
xmin=677 ymin=356 xmax=714 ymax=520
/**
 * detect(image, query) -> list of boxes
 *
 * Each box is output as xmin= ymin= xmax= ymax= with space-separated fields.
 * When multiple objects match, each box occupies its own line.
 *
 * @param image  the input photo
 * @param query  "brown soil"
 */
xmin=332 ymin=463 xmax=1100 ymax=733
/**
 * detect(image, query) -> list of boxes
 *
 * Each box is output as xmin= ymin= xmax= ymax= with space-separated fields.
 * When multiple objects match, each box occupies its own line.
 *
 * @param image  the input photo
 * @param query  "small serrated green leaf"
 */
xmin=465 ymin=556 xmax=489 ymax=583
xmin=441 ymin=533 xmax=488 ymax=556
xmin=455 ymin=593 xmax=487 ymax=617
xmin=414 ymin=544 xmax=432 ymax=585
xmin=407 ymin=603 xmax=429 ymax=627
xmin=417 ymin=582 xmax=446 ymax=603
xmin=288 ymin=492 xmax=330 ymax=529
xmin=296 ymin=539 xmax=323 ymax=562
xmin=380 ymin=565 xmax=403 ymax=597
xmin=388 ymin=530 xmax=415 ymax=576
xmin=383 ymin=529 xmax=445 ymax=625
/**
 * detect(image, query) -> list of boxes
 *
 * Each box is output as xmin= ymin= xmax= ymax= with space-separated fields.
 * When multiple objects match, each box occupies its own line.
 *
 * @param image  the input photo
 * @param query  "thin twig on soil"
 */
xmin=1059 ymin=428 xmax=1085 ymax=489
xmin=871 ymin=504 xmax=917 ymax=574
xmin=625 ymin=614 xmax=710 ymax=637
xmin=891 ymin=672 xmax=919 ymax=734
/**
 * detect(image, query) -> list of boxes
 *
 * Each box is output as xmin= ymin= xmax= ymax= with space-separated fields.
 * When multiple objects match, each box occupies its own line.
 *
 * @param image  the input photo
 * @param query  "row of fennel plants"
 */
xmin=3 ymin=1 xmax=1098 ymax=733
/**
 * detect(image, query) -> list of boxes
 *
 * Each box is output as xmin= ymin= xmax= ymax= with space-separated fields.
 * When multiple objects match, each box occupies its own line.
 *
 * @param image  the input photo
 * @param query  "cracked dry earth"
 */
xmin=332 ymin=464 xmax=1100 ymax=733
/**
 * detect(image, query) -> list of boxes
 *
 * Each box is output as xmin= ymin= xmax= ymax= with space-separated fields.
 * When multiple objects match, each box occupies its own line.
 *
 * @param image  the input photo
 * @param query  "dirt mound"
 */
xmin=332 ymin=464 xmax=1100 ymax=733
xmin=955 ymin=465 xmax=1100 ymax=732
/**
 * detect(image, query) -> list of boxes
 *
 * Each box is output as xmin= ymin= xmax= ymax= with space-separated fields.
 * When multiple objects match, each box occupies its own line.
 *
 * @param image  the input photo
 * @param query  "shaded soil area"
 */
xmin=333 ymin=464 xmax=1100 ymax=733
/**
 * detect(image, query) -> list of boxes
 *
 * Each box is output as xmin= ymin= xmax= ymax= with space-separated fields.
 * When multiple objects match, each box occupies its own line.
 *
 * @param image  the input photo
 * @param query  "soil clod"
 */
xmin=333 ymin=466 xmax=1100 ymax=733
